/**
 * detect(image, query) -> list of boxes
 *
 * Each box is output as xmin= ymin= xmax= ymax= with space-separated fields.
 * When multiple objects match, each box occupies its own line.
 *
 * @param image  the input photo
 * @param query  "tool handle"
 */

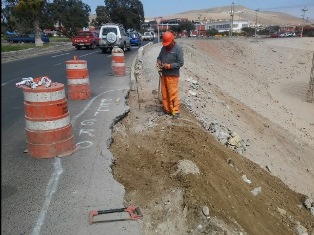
xmin=97 ymin=208 xmax=126 ymax=214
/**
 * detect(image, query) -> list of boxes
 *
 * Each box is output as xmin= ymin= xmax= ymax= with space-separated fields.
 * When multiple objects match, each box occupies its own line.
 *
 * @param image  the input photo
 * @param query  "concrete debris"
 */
xmin=241 ymin=175 xmax=252 ymax=185
xmin=303 ymin=197 xmax=314 ymax=216
xmin=171 ymin=159 xmax=200 ymax=176
xmin=295 ymin=221 xmax=308 ymax=235
xmin=304 ymin=198 xmax=313 ymax=209
xmin=251 ymin=186 xmax=262 ymax=196
xmin=188 ymin=90 xmax=197 ymax=96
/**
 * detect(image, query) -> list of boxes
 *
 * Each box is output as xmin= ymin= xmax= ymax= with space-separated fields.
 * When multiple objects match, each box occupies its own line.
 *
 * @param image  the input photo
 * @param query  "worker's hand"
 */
xmin=156 ymin=61 xmax=162 ymax=70
xmin=162 ymin=63 xmax=171 ymax=69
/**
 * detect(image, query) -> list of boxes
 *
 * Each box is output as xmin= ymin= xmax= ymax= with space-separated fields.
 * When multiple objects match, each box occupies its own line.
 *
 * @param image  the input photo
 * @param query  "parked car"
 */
xmin=142 ymin=31 xmax=154 ymax=41
xmin=71 ymin=31 xmax=100 ymax=50
xmin=279 ymin=32 xmax=287 ymax=37
xmin=6 ymin=32 xmax=50 ymax=43
xmin=270 ymin=32 xmax=279 ymax=38
xmin=128 ymin=32 xmax=141 ymax=46
xmin=99 ymin=24 xmax=131 ymax=53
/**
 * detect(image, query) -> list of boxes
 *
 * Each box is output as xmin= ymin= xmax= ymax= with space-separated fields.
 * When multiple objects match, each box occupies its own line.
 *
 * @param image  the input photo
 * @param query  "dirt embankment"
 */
xmin=111 ymin=37 xmax=314 ymax=234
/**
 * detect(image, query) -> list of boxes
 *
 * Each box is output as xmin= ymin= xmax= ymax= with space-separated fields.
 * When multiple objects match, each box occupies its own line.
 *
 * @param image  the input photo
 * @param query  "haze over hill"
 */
xmin=146 ymin=5 xmax=313 ymax=26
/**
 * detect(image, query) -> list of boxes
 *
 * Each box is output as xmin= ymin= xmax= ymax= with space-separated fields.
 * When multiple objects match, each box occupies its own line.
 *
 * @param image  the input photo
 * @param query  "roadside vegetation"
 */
xmin=1 ymin=36 xmax=71 ymax=52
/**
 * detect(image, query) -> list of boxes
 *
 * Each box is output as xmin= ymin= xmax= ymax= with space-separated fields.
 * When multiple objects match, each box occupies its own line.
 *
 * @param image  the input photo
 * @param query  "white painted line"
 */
xmin=32 ymin=158 xmax=63 ymax=235
xmin=2 ymin=77 xmax=24 ymax=87
xmin=51 ymin=53 xmax=70 ymax=58
xmin=32 ymin=87 xmax=125 ymax=234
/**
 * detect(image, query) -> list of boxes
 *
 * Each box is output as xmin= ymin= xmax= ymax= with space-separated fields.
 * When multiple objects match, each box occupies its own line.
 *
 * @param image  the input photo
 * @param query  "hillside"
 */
xmin=146 ymin=5 xmax=313 ymax=26
xmin=111 ymin=37 xmax=314 ymax=234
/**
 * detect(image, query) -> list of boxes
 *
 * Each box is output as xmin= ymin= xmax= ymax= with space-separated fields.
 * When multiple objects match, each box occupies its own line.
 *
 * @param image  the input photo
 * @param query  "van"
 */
xmin=99 ymin=24 xmax=131 ymax=53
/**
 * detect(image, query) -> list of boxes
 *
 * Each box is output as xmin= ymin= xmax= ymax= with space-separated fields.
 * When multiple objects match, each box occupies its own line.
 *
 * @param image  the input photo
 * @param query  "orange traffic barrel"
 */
xmin=22 ymin=82 xmax=76 ymax=159
xmin=112 ymin=46 xmax=126 ymax=76
xmin=65 ymin=56 xmax=91 ymax=100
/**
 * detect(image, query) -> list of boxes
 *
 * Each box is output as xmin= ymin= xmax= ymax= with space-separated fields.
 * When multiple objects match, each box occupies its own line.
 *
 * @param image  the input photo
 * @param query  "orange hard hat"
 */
xmin=162 ymin=31 xmax=174 ymax=46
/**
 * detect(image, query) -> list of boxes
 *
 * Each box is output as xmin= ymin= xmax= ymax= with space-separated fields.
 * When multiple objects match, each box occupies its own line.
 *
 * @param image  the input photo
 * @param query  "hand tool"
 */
xmin=157 ymin=70 xmax=162 ymax=102
xmin=89 ymin=206 xmax=143 ymax=224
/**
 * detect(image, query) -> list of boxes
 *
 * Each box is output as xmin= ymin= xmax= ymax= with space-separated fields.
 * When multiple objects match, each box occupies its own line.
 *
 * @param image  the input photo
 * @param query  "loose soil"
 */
xmin=110 ymin=37 xmax=314 ymax=235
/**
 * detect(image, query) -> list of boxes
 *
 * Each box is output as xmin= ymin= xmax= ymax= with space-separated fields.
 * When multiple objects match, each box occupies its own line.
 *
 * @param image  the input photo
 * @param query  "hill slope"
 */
xmin=111 ymin=37 xmax=314 ymax=234
xmin=146 ymin=5 xmax=312 ymax=26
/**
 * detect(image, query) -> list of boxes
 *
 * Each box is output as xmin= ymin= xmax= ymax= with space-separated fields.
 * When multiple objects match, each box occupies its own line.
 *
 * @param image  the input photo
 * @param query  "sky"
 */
xmin=85 ymin=0 xmax=314 ymax=19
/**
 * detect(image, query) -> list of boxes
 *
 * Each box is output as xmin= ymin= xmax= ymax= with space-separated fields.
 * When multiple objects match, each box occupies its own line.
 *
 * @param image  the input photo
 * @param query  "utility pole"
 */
xmin=301 ymin=7 xmax=308 ymax=37
xmin=198 ymin=14 xmax=202 ymax=38
xmin=229 ymin=2 xmax=234 ymax=37
xmin=254 ymin=9 xmax=259 ymax=38
xmin=155 ymin=17 xmax=162 ymax=43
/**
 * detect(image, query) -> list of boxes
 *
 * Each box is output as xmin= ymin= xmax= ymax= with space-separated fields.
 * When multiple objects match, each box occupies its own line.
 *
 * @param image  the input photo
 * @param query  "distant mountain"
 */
xmin=146 ymin=5 xmax=313 ymax=26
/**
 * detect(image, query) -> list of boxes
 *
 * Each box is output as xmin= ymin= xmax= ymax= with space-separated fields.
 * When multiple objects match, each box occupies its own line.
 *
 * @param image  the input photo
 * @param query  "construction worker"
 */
xmin=156 ymin=31 xmax=184 ymax=118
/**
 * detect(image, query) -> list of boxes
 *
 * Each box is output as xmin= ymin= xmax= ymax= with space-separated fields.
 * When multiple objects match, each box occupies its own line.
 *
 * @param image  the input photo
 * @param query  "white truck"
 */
xmin=142 ymin=32 xmax=154 ymax=41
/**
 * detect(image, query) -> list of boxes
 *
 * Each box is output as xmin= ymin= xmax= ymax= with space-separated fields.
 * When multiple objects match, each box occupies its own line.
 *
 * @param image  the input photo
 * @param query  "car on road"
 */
xmin=128 ymin=32 xmax=141 ymax=46
xmin=6 ymin=32 xmax=50 ymax=43
xmin=142 ymin=31 xmax=154 ymax=41
xmin=99 ymin=24 xmax=131 ymax=53
xmin=71 ymin=31 xmax=100 ymax=50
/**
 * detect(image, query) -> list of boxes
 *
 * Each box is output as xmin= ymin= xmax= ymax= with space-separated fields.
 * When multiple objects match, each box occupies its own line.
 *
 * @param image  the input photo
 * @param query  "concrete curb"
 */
xmin=130 ymin=42 xmax=154 ymax=91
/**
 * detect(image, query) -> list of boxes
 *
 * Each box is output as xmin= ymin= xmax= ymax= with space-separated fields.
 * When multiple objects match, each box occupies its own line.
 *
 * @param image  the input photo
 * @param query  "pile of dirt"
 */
xmin=110 ymin=37 xmax=314 ymax=234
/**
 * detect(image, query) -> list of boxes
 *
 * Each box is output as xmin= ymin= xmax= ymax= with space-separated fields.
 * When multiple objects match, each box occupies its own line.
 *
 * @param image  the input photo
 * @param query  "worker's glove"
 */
xmin=156 ymin=61 xmax=162 ymax=70
xmin=162 ymin=63 xmax=171 ymax=69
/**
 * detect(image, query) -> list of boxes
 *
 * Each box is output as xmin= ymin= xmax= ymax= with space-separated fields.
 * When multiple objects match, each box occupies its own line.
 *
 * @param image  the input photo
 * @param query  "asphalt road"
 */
xmin=1 ymin=43 xmax=148 ymax=235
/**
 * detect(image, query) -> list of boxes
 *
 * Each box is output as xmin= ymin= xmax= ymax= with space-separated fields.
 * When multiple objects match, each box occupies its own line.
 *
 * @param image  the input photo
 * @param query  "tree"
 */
xmin=1 ymin=1 xmax=17 ymax=34
xmin=13 ymin=0 xmax=46 ymax=46
xmin=92 ymin=6 xmax=110 ymax=26
xmin=178 ymin=20 xmax=195 ymax=36
xmin=241 ymin=27 xmax=255 ymax=37
xmin=102 ymin=0 xmax=144 ymax=30
xmin=49 ymin=0 xmax=91 ymax=37
xmin=206 ymin=28 xmax=218 ymax=36
xmin=170 ymin=25 xmax=180 ymax=34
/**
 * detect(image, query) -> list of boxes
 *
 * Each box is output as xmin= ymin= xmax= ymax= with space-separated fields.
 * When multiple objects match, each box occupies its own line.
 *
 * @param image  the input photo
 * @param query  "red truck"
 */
xmin=72 ymin=31 xmax=100 ymax=50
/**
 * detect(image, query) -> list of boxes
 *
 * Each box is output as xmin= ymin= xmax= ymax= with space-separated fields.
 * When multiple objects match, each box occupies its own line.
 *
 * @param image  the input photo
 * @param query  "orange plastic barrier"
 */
xmin=111 ymin=46 xmax=126 ymax=76
xmin=66 ymin=56 xmax=91 ymax=100
xmin=22 ymin=82 xmax=76 ymax=158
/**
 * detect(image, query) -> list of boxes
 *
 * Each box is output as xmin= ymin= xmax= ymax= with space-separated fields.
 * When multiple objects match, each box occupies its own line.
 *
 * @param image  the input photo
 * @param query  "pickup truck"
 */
xmin=72 ymin=31 xmax=100 ymax=50
xmin=141 ymin=32 xmax=154 ymax=41
xmin=6 ymin=32 xmax=50 ymax=43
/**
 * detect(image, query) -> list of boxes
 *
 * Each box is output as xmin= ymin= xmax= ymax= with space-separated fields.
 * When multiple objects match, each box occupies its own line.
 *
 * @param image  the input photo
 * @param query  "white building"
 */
xmin=205 ymin=19 xmax=249 ymax=33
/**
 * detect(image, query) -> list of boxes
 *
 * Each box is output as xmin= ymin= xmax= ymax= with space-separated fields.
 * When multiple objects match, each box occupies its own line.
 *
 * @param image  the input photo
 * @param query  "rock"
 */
xmin=228 ymin=135 xmax=242 ymax=147
xmin=188 ymin=90 xmax=197 ymax=96
xmin=242 ymin=175 xmax=252 ymax=185
xmin=304 ymin=198 xmax=313 ymax=209
xmin=295 ymin=221 xmax=308 ymax=235
xmin=202 ymin=206 xmax=210 ymax=216
xmin=251 ymin=186 xmax=262 ymax=196
xmin=277 ymin=207 xmax=287 ymax=216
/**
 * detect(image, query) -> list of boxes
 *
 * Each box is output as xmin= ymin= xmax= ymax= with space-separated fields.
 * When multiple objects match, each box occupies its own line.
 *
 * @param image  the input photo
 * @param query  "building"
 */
xmin=205 ymin=19 xmax=249 ymax=33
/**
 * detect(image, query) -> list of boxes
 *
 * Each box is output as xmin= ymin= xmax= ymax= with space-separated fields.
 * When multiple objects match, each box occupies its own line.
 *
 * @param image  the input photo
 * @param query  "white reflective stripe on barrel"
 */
xmin=112 ymin=62 xmax=125 ymax=67
xmin=66 ymin=63 xmax=87 ymax=69
xmin=25 ymin=115 xmax=70 ymax=131
xmin=67 ymin=78 xmax=90 ymax=85
xmin=112 ymin=53 xmax=124 ymax=57
xmin=23 ymin=90 xmax=65 ymax=102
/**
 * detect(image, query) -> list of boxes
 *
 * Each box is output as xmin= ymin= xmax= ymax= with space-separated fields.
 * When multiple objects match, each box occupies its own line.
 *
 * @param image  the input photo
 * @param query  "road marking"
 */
xmin=1 ymin=77 xmax=23 ymax=87
xmin=77 ymin=51 xmax=98 ymax=58
xmin=51 ymin=52 xmax=70 ymax=58
xmin=32 ymin=88 xmax=123 ymax=234
xmin=32 ymin=158 xmax=63 ymax=235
